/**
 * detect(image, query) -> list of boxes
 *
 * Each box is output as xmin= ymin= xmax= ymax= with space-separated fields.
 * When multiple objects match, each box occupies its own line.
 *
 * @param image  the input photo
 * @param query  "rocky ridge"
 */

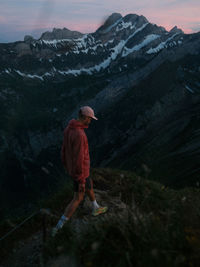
xmin=0 ymin=13 xmax=187 ymax=81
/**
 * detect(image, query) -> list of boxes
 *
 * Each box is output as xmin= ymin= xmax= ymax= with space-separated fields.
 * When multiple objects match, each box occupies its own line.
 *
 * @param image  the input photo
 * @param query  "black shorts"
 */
xmin=73 ymin=177 xmax=92 ymax=192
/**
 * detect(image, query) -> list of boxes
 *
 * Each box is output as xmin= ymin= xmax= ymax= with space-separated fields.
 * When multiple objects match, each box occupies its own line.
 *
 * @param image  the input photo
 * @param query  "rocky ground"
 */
xmin=1 ymin=168 xmax=199 ymax=267
xmin=0 ymin=186 xmax=128 ymax=267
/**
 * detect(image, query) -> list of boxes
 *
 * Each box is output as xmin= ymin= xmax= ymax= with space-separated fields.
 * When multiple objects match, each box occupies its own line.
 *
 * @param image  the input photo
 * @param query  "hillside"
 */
xmin=0 ymin=168 xmax=200 ymax=267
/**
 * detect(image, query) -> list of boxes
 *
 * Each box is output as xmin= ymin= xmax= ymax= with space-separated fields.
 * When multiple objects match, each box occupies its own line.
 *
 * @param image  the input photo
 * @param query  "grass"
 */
xmin=43 ymin=168 xmax=200 ymax=267
xmin=0 ymin=168 xmax=200 ymax=266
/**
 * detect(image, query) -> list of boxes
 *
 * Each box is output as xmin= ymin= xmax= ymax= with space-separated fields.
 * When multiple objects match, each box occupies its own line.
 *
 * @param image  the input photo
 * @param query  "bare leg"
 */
xmin=85 ymin=179 xmax=101 ymax=213
xmin=86 ymin=178 xmax=95 ymax=201
xmin=64 ymin=191 xmax=84 ymax=218
xmin=52 ymin=190 xmax=85 ymax=236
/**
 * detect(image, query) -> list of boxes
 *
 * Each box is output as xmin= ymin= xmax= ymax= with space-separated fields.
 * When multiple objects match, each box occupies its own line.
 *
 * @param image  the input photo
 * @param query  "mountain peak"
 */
xmin=123 ymin=13 xmax=148 ymax=24
xmin=96 ymin=13 xmax=122 ymax=33
xmin=170 ymin=26 xmax=183 ymax=34
xmin=40 ymin=27 xmax=83 ymax=40
xmin=105 ymin=13 xmax=122 ymax=25
xmin=96 ymin=13 xmax=149 ymax=34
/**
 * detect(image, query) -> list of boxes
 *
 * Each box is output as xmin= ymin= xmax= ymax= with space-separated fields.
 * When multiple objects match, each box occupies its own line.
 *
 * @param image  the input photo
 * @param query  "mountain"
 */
xmin=0 ymin=13 xmax=187 ymax=80
xmin=0 ymin=13 xmax=200 ymax=215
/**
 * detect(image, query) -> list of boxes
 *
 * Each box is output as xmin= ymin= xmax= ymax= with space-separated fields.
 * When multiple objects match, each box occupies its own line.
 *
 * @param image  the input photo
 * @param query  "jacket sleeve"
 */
xmin=72 ymin=133 xmax=86 ymax=184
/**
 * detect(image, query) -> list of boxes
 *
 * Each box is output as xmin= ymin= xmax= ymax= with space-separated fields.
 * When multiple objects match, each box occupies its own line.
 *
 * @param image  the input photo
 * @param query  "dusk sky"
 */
xmin=0 ymin=0 xmax=200 ymax=43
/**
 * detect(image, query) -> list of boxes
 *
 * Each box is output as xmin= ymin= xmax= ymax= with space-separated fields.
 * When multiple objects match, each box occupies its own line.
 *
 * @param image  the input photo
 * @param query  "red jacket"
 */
xmin=61 ymin=119 xmax=90 ymax=184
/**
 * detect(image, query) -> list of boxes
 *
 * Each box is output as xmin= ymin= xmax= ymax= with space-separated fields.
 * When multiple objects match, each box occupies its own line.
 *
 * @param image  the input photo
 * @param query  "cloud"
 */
xmin=143 ymin=4 xmax=200 ymax=33
xmin=0 ymin=0 xmax=199 ymax=42
xmin=0 ymin=16 xmax=6 ymax=23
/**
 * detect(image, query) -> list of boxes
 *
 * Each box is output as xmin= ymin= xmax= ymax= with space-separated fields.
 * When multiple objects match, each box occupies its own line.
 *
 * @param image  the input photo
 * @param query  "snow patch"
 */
xmin=116 ymin=21 xmax=136 ymax=32
xmin=5 ymin=69 xmax=11 ymax=74
xmin=102 ymin=17 xmax=123 ymax=33
xmin=14 ymin=70 xmax=44 ymax=81
xmin=122 ymin=34 xmax=160 ymax=57
xmin=44 ymin=72 xmax=52 ymax=77
xmin=146 ymin=33 xmax=178 ymax=54
xmin=41 ymin=38 xmax=72 ymax=46
xmin=185 ymin=85 xmax=194 ymax=93
xmin=126 ymin=23 xmax=149 ymax=43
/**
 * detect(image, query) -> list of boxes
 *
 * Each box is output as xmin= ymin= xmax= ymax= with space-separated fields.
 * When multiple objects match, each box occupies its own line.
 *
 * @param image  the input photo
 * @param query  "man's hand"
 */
xmin=79 ymin=183 xmax=85 ymax=193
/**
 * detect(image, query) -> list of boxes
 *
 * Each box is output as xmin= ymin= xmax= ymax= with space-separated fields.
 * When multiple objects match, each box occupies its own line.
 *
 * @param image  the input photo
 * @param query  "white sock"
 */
xmin=56 ymin=214 xmax=69 ymax=229
xmin=92 ymin=200 xmax=100 ymax=210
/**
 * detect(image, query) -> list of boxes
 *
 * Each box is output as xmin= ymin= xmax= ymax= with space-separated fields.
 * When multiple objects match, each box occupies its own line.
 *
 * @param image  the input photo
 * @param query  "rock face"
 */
xmin=0 ymin=13 xmax=200 ymax=211
xmin=96 ymin=13 xmax=123 ymax=33
xmin=40 ymin=27 xmax=83 ymax=40
xmin=170 ymin=26 xmax=183 ymax=34
xmin=24 ymin=35 xmax=35 ymax=43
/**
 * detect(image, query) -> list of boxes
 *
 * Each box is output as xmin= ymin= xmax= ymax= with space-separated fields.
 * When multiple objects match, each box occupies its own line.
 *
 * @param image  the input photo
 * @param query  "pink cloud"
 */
xmin=139 ymin=4 xmax=200 ymax=33
xmin=15 ymin=19 xmax=98 ymax=34
xmin=0 ymin=16 xmax=6 ymax=23
xmin=1 ymin=0 xmax=199 ymax=42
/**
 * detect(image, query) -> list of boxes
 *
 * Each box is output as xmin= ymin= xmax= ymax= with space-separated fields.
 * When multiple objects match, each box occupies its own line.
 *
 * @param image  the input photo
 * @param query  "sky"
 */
xmin=0 ymin=0 xmax=200 ymax=43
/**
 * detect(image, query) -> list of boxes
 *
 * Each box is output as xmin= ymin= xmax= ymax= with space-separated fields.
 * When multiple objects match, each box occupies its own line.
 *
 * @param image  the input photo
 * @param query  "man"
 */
xmin=52 ymin=106 xmax=107 ymax=236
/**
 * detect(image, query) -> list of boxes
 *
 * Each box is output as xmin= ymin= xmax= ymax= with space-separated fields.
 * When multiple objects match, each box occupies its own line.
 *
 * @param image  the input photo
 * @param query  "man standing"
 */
xmin=52 ymin=106 xmax=107 ymax=235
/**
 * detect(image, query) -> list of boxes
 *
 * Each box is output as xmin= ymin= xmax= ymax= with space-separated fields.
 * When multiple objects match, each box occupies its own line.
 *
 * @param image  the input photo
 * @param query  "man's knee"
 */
xmin=73 ymin=192 xmax=85 ymax=203
xmin=86 ymin=188 xmax=93 ymax=195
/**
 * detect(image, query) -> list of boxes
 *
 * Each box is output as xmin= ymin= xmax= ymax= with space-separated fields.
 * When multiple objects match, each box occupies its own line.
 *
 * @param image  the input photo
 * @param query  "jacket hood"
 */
xmin=68 ymin=119 xmax=88 ymax=129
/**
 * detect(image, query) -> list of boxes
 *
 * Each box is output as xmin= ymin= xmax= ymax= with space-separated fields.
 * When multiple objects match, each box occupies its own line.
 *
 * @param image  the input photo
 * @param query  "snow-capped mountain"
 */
xmin=0 ymin=13 xmax=193 ymax=82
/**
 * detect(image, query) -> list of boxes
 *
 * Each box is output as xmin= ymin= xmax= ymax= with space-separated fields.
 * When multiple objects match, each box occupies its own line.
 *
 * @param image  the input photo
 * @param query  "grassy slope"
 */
xmin=0 ymin=168 xmax=200 ymax=267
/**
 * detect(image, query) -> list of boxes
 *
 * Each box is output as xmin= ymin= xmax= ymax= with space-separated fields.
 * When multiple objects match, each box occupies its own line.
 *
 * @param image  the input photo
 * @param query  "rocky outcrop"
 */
xmin=96 ymin=13 xmax=123 ymax=33
xmin=24 ymin=35 xmax=35 ymax=44
xmin=40 ymin=27 xmax=83 ymax=40
xmin=170 ymin=26 xmax=184 ymax=34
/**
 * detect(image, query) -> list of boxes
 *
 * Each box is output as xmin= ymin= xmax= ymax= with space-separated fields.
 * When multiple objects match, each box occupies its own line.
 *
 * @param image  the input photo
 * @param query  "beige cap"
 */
xmin=80 ymin=106 xmax=98 ymax=120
